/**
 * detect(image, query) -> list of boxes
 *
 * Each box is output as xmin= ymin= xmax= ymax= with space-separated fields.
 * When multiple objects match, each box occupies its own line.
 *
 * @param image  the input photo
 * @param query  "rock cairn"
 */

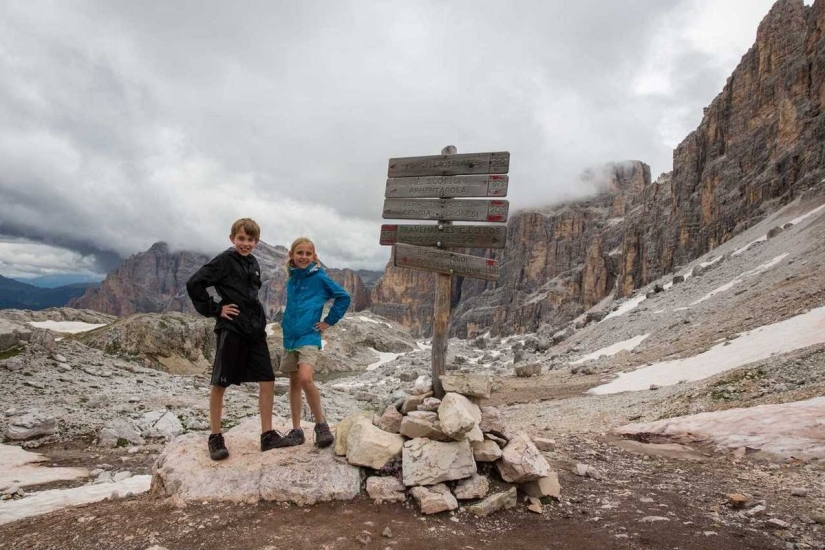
xmin=342 ymin=373 xmax=561 ymax=515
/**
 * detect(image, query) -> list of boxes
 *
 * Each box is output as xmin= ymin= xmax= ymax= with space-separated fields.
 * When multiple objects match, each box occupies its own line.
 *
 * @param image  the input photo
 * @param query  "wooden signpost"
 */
xmin=382 ymin=198 xmax=509 ymax=222
xmin=380 ymin=224 xmax=507 ymax=249
xmin=379 ymin=145 xmax=510 ymax=397
xmin=385 ymin=174 xmax=508 ymax=198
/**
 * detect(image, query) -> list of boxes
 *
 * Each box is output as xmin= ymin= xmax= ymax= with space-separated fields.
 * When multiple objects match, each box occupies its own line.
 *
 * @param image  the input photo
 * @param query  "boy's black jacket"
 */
xmin=186 ymin=248 xmax=267 ymax=340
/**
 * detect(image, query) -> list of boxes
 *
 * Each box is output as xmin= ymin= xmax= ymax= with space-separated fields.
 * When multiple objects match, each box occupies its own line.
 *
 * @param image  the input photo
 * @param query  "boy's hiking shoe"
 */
xmin=273 ymin=428 xmax=305 ymax=448
xmin=314 ymin=421 xmax=334 ymax=448
xmin=260 ymin=430 xmax=283 ymax=452
xmin=208 ymin=433 xmax=229 ymax=461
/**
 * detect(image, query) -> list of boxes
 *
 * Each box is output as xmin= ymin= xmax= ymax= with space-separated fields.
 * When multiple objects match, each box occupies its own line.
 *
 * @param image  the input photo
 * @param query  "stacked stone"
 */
xmin=336 ymin=373 xmax=561 ymax=515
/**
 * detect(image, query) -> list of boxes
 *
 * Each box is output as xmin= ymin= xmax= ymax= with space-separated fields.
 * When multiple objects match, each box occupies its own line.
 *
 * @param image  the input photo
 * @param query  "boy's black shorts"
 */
xmin=212 ymin=330 xmax=275 ymax=387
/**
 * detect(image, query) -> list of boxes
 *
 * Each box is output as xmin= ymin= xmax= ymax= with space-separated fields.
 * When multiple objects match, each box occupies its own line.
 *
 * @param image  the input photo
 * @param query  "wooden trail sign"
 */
xmin=380 ymin=224 xmax=507 ymax=248
xmin=385 ymin=174 xmax=508 ymax=198
xmin=382 ymin=198 xmax=509 ymax=223
xmin=392 ymin=243 xmax=499 ymax=281
xmin=387 ymin=151 xmax=510 ymax=178
xmin=379 ymin=145 xmax=510 ymax=398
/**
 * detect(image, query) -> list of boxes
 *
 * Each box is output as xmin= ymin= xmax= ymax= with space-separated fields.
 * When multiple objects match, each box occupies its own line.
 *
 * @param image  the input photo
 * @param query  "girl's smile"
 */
xmin=291 ymin=243 xmax=316 ymax=268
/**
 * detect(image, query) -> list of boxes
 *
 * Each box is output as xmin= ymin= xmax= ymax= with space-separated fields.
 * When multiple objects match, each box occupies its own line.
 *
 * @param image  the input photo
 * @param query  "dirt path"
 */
xmin=2 ymin=488 xmax=779 ymax=550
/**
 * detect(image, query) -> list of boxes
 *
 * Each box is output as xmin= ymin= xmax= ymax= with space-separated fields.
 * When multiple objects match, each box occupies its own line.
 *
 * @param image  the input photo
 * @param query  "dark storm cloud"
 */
xmin=0 ymin=0 xmax=782 ymax=275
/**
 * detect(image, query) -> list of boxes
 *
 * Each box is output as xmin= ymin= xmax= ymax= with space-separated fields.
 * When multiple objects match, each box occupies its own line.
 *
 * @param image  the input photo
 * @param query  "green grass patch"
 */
xmin=0 ymin=347 xmax=21 ymax=360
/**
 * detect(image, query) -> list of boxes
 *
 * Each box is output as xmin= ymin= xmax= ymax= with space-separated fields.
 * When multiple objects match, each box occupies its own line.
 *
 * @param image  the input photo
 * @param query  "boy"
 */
xmin=186 ymin=218 xmax=280 ymax=460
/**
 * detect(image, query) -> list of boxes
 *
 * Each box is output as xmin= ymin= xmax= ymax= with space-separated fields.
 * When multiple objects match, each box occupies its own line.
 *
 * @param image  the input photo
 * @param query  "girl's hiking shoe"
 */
xmin=273 ymin=428 xmax=305 ymax=448
xmin=208 ymin=433 xmax=229 ymax=461
xmin=260 ymin=429 xmax=283 ymax=452
xmin=314 ymin=422 xmax=334 ymax=448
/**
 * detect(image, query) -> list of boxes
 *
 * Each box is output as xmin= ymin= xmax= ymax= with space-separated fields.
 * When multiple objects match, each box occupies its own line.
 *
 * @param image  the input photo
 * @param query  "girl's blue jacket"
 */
xmin=282 ymin=262 xmax=351 ymax=351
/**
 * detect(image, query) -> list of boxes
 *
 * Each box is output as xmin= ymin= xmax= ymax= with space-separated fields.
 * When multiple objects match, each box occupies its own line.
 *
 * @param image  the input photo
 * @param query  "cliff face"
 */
xmin=619 ymin=0 xmax=825 ymax=293
xmin=70 ymin=242 xmax=369 ymax=319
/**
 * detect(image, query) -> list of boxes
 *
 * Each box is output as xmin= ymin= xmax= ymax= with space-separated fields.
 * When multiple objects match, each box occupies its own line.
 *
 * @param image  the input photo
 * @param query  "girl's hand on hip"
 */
xmin=315 ymin=321 xmax=330 ymax=332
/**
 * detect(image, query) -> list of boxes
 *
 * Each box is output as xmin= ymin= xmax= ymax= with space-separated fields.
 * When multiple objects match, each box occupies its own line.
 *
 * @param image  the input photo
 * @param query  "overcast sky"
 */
xmin=0 ymin=0 xmax=799 ymax=279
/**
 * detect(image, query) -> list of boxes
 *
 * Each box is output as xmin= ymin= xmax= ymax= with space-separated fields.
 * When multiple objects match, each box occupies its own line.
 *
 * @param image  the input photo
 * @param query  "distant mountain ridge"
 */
xmin=69 ymin=241 xmax=371 ymax=318
xmin=0 ymin=275 xmax=98 ymax=310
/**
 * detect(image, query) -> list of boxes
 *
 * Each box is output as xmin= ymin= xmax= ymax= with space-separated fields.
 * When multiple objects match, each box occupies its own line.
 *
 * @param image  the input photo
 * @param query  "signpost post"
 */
xmin=380 ymin=146 xmax=510 ymax=398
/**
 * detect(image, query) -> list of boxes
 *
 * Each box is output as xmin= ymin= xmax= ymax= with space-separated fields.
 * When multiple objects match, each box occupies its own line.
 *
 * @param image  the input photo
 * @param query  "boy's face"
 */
xmin=290 ymin=243 xmax=316 ymax=268
xmin=230 ymin=229 xmax=258 ymax=256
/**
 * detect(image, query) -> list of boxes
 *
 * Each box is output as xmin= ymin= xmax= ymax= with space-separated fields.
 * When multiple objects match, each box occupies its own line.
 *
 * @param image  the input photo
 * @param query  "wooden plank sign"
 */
xmin=393 ymin=243 xmax=499 ymax=281
xmin=380 ymin=224 xmax=507 ymax=248
xmin=385 ymin=174 xmax=508 ymax=198
xmin=388 ymin=151 xmax=510 ymax=178
xmin=382 ymin=198 xmax=509 ymax=222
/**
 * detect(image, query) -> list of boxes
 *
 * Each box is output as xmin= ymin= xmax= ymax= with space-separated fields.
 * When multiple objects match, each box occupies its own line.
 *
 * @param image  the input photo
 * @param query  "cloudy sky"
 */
xmin=0 ymin=0 xmax=800 ymax=280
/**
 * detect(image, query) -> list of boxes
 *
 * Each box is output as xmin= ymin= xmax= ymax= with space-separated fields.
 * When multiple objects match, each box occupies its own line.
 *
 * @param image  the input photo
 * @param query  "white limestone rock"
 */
xmin=519 ymin=473 xmax=561 ymax=499
xmin=366 ymin=476 xmax=406 ymax=504
xmin=98 ymin=419 xmax=145 ymax=448
xmin=402 ymin=438 xmax=476 ymax=487
xmin=437 ymin=393 xmax=481 ymax=441
xmin=334 ymin=411 xmax=373 ymax=456
xmin=5 ymin=412 xmax=57 ymax=441
xmin=399 ymin=412 xmax=450 ymax=441
xmin=454 ymin=474 xmax=489 ymax=500
xmin=378 ymin=405 xmax=403 ymax=434
xmin=496 ymin=432 xmax=551 ymax=483
xmin=479 ymin=406 xmax=507 ymax=437
xmin=440 ymin=374 xmax=492 ymax=399
xmin=151 ymin=418 xmax=362 ymax=506
xmin=409 ymin=483 xmax=458 ymax=515
xmin=472 ymin=439 xmax=503 ymax=462
xmin=465 ymin=486 xmax=517 ymax=516
xmin=346 ymin=418 xmax=404 ymax=470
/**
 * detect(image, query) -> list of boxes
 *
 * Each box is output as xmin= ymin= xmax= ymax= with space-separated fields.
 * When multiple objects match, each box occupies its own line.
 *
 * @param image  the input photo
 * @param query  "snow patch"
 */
xmin=570 ymin=334 xmax=650 ymax=365
xmin=602 ymin=294 xmax=646 ymax=321
xmin=366 ymin=350 xmax=401 ymax=371
xmin=27 ymin=321 xmax=107 ymax=334
xmin=590 ymin=305 xmax=825 ymax=395
xmin=691 ymin=254 xmax=788 ymax=306
xmin=0 ymin=475 xmax=151 ymax=525
xmin=616 ymin=397 xmax=825 ymax=460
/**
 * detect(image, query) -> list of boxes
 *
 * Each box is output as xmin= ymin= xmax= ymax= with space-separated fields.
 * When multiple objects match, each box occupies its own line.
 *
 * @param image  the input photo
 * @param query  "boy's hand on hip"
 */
xmin=315 ymin=321 xmax=330 ymax=332
xmin=221 ymin=304 xmax=239 ymax=320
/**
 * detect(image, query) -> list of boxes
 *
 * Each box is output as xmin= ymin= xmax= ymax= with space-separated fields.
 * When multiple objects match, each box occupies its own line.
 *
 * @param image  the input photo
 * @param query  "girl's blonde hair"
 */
xmin=286 ymin=237 xmax=320 ymax=275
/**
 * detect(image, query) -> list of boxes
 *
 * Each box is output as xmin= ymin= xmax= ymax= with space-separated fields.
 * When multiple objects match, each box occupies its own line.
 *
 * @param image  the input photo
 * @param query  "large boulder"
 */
xmin=151 ymin=418 xmax=362 ymax=506
xmin=402 ymin=438 xmax=476 ymax=486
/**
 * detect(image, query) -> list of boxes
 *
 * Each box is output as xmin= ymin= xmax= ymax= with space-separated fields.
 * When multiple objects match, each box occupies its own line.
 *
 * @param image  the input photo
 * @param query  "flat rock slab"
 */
xmin=151 ymin=419 xmax=362 ymax=506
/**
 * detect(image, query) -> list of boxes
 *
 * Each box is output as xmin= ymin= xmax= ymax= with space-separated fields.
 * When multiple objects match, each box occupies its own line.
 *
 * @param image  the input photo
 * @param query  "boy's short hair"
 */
xmin=230 ymin=218 xmax=261 ymax=240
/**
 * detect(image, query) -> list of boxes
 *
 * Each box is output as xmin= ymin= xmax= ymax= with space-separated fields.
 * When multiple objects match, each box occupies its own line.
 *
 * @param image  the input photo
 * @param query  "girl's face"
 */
xmin=290 ymin=242 xmax=316 ymax=268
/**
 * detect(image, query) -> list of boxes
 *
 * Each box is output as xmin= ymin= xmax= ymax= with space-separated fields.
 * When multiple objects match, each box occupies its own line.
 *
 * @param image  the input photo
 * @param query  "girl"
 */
xmin=275 ymin=237 xmax=351 ymax=448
